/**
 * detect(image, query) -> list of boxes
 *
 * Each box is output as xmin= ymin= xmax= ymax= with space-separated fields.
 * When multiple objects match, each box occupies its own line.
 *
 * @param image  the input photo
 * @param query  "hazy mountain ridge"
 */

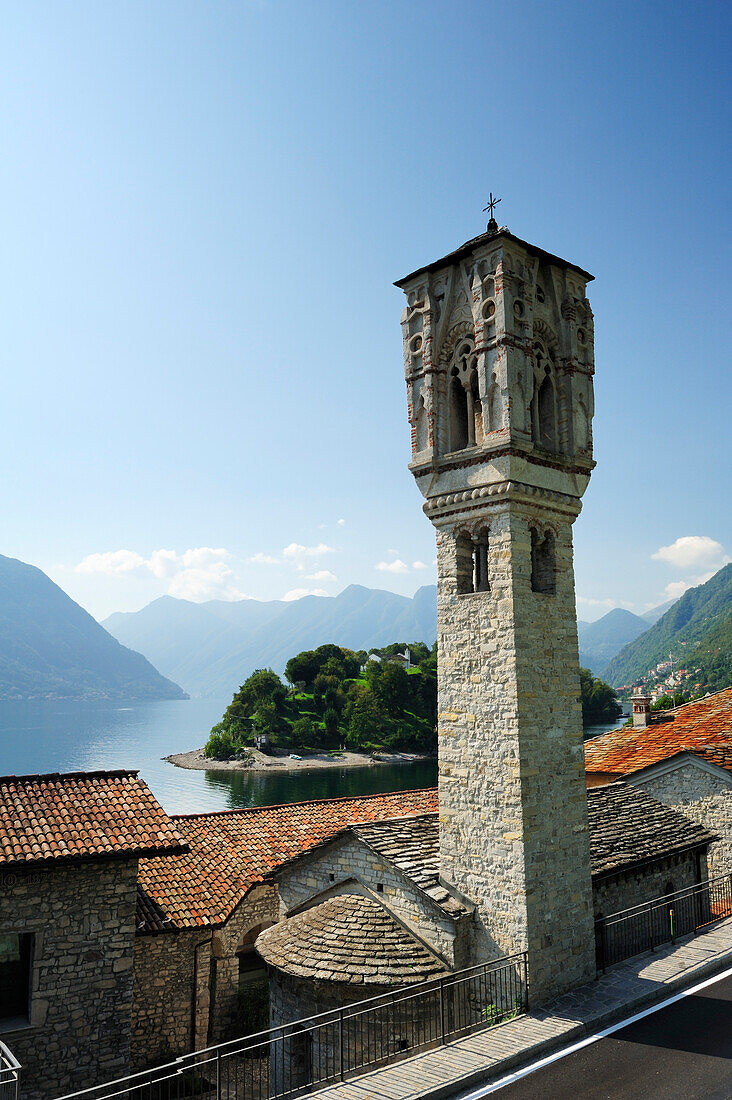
xmin=0 ymin=554 xmax=187 ymax=701
xmin=604 ymin=564 xmax=732 ymax=691
xmin=577 ymin=608 xmax=650 ymax=675
xmin=104 ymin=585 xmax=438 ymax=697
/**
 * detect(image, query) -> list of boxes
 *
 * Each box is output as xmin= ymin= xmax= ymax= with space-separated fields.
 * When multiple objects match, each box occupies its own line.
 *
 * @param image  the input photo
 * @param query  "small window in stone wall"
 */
xmin=456 ymin=530 xmax=491 ymax=595
xmin=530 ymin=529 xmax=556 ymax=594
xmin=0 ymin=932 xmax=32 ymax=1024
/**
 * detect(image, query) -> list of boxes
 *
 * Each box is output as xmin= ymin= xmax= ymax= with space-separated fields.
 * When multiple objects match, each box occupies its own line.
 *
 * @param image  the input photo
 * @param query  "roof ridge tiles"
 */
xmin=0 ymin=768 xmax=140 ymax=784
xmin=171 ymin=786 xmax=437 ymax=821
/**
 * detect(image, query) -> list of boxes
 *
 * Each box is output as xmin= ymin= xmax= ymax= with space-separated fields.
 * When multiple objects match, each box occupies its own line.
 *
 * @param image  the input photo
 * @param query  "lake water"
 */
xmin=0 ymin=698 xmax=620 ymax=815
xmin=0 ymin=697 xmax=438 ymax=815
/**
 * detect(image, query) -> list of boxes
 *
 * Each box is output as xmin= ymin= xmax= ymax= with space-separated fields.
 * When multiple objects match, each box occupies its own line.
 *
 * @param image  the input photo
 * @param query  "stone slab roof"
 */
xmin=394 ymin=226 xmax=594 ymax=287
xmin=0 ymin=770 xmax=187 ymax=868
xmin=270 ymin=813 xmax=467 ymax=917
xmin=352 ymin=815 xmax=466 ymax=915
xmin=137 ymin=788 xmax=438 ymax=932
xmin=256 ymin=893 xmax=446 ymax=985
xmin=587 ymin=782 xmax=717 ymax=879
xmin=585 ymin=688 xmax=732 ymax=777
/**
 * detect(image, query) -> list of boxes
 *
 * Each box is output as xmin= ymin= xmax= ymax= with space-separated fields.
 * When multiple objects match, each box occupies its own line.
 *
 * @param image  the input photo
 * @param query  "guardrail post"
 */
xmin=216 ymin=1048 xmax=221 ymax=1100
xmin=338 ymin=1009 xmax=344 ymax=1081
xmin=648 ymin=903 xmax=654 ymax=953
xmin=439 ymin=976 xmax=446 ymax=1045
xmin=597 ymin=918 xmax=607 ymax=974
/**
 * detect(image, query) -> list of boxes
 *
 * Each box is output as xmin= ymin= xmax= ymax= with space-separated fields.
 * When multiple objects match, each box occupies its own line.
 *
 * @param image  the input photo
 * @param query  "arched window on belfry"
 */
xmin=531 ymin=340 xmax=558 ymax=452
xmin=448 ymin=338 xmax=480 ymax=452
xmin=456 ymin=528 xmax=491 ymax=595
xmin=530 ymin=528 xmax=556 ymax=594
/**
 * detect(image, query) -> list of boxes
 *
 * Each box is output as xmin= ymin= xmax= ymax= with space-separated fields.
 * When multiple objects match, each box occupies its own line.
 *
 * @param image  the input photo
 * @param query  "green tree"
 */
xmin=346 ymin=690 xmax=388 ymax=750
xmin=226 ymin=669 xmax=286 ymax=721
xmin=580 ymin=667 xmax=623 ymax=726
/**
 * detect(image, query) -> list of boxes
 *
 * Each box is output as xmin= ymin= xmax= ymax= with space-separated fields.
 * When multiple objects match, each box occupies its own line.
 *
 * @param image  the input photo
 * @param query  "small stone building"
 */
xmin=585 ymin=687 xmax=732 ymax=876
xmin=132 ymin=788 xmax=438 ymax=1069
xmin=0 ymin=770 xmax=186 ymax=1100
xmin=256 ymin=784 xmax=715 ymax=1033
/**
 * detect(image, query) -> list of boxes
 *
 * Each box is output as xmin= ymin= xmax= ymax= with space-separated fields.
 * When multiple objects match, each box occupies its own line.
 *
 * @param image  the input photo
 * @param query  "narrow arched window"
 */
xmin=472 ymin=529 xmax=490 ymax=592
xmin=455 ymin=533 xmax=474 ymax=594
xmin=531 ymin=528 xmax=556 ymax=594
xmin=537 ymin=373 xmax=556 ymax=450
xmin=450 ymin=370 xmax=469 ymax=451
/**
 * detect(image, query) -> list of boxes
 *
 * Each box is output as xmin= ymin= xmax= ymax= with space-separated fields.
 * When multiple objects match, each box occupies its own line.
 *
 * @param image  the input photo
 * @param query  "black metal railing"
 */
xmin=56 ymin=952 xmax=528 ymax=1100
xmin=596 ymin=872 xmax=732 ymax=972
xmin=0 ymin=1041 xmax=20 ymax=1100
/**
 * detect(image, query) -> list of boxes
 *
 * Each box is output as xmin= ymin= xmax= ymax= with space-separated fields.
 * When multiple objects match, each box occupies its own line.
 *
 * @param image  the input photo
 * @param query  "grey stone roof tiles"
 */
xmin=351 ymin=815 xmax=466 ymax=915
xmin=256 ymin=893 xmax=446 ymax=985
xmin=587 ymin=781 xmax=717 ymax=878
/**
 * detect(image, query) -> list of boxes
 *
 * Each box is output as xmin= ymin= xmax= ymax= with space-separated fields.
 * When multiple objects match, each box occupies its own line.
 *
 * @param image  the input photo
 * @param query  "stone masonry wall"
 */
xmin=0 ymin=858 xmax=137 ymax=1100
xmin=629 ymin=764 xmax=732 ymax=878
xmin=592 ymin=851 xmax=704 ymax=919
xmin=132 ymin=883 xmax=279 ymax=1068
xmin=436 ymin=505 xmax=596 ymax=1003
xmin=276 ymin=835 xmax=468 ymax=967
xmin=131 ymin=928 xmax=211 ymax=1070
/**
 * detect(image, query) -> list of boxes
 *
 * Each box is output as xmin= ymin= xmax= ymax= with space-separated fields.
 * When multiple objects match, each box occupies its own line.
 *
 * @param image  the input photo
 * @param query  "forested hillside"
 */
xmin=604 ymin=564 xmax=732 ymax=692
xmin=0 ymin=554 xmax=186 ymax=701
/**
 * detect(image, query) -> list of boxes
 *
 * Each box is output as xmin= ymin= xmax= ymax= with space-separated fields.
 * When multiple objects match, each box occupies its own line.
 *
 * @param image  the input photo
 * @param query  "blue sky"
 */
xmin=1 ymin=1 xmax=730 ymax=621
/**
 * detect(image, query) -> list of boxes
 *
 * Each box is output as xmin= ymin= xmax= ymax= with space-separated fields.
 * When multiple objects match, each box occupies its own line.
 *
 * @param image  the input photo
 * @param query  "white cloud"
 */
xmin=76 ymin=549 xmax=146 ymax=575
xmin=306 ymin=570 xmax=337 ymax=583
xmin=337 ymin=518 xmax=346 ymax=527
xmin=412 ymin=560 xmax=429 ymax=570
xmin=376 ymin=559 xmax=410 ymax=574
xmin=282 ymin=542 xmax=335 ymax=571
xmin=652 ymin=536 xmax=729 ymax=571
xmin=248 ymin=552 xmax=279 ymax=565
xmin=282 ymin=587 xmax=329 ymax=601
xmin=662 ymin=569 xmax=718 ymax=601
xmin=75 ymin=546 xmax=248 ymax=602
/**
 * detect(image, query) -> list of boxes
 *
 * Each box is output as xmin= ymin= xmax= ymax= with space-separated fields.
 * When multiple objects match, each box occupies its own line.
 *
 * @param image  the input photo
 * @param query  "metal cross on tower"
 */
xmin=483 ymin=193 xmax=501 ymax=222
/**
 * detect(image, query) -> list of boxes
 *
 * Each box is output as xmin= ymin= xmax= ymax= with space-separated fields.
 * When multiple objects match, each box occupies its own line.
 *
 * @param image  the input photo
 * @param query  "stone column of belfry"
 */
xmin=396 ymin=220 xmax=597 ymax=1002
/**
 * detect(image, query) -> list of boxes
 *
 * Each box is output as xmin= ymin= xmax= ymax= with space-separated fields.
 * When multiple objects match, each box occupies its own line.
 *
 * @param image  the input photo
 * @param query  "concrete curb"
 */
xmin=407 ymin=947 xmax=732 ymax=1100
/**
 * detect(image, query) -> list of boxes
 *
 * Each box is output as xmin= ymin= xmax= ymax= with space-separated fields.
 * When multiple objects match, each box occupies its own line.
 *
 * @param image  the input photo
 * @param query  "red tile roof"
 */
xmin=585 ymin=688 xmax=732 ymax=777
xmin=137 ymin=787 xmax=438 ymax=932
xmin=0 ymin=770 xmax=187 ymax=868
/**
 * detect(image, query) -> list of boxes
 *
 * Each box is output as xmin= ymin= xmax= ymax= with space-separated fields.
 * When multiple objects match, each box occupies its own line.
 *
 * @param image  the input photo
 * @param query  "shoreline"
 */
xmin=164 ymin=746 xmax=435 ymax=773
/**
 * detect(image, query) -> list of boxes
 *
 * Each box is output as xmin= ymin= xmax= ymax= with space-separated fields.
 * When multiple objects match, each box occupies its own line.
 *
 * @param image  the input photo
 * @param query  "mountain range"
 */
xmin=0 ymin=554 xmax=186 ymax=701
xmin=604 ymin=563 xmax=732 ymax=692
xmin=104 ymin=584 xmax=438 ymax=697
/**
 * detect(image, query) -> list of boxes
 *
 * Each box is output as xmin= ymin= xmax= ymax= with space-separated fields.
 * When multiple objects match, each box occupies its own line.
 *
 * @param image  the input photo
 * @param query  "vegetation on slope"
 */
xmin=604 ymin=564 xmax=732 ymax=693
xmin=205 ymin=642 xmax=621 ymax=758
xmin=205 ymin=642 xmax=437 ymax=758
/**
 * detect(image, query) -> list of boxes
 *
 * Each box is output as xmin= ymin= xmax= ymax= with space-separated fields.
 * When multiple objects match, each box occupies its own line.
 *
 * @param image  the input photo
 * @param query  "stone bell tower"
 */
xmin=395 ymin=217 xmax=597 ymax=1002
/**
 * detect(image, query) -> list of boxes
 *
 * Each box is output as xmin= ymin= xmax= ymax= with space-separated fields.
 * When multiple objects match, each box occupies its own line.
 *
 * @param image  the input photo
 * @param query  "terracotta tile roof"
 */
xmin=136 ymin=885 xmax=179 ymax=934
xmin=588 ymin=782 xmax=716 ymax=878
xmin=256 ymin=893 xmax=446 ymax=985
xmin=137 ymin=788 xmax=438 ymax=932
xmin=585 ymin=688 xmax=732 ymax=777
xmin=0 ymin=770 xmax=187 ymax=868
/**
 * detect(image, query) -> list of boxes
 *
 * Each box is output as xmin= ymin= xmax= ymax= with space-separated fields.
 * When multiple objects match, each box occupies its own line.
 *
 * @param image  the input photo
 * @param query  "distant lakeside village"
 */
xmin=1 ymin=219 xmax=730 ymax=1100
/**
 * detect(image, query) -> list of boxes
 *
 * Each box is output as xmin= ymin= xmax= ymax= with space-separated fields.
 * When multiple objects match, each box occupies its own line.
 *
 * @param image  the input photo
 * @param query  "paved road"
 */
xmin=490 ymin=973 xmax=732 ymax=1100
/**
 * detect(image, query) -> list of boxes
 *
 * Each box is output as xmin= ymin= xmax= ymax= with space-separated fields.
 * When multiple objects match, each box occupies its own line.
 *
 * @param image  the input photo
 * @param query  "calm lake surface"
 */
xmin=0 ymin=698 xmax=620 ymax=815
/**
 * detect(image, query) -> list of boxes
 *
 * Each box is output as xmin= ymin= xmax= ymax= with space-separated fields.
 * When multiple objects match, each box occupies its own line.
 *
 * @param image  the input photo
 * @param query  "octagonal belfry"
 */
xmin=395 ymin=220 xmax=597 ymax=1001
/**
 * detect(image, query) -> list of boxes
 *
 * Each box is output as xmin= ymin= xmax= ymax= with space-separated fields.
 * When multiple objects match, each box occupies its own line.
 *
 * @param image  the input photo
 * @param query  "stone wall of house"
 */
xmin=592 ymin=850 xmax=704 ymax=919
xmin=131 ymin=883 xmax=279 ymax=1068
xmin=276 ymin=835 xmax=468 ymax=967
xmin=0 ymin=858 xmax=137 ymax=1100
xmin=435 ymin=506 xmax=596 ymax=1003
xmin=131 ymin=927 xmax=212 ymax=1070
xmin=629 ymin=764 xmax=732 ymax=878
xmin=208 ymin=884 xmax=279 ymax=1045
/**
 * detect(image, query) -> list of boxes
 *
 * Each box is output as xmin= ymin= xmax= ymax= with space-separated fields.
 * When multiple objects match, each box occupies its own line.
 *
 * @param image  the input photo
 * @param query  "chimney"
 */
xmin=632 ymin=690 xmax=652 ymax=728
